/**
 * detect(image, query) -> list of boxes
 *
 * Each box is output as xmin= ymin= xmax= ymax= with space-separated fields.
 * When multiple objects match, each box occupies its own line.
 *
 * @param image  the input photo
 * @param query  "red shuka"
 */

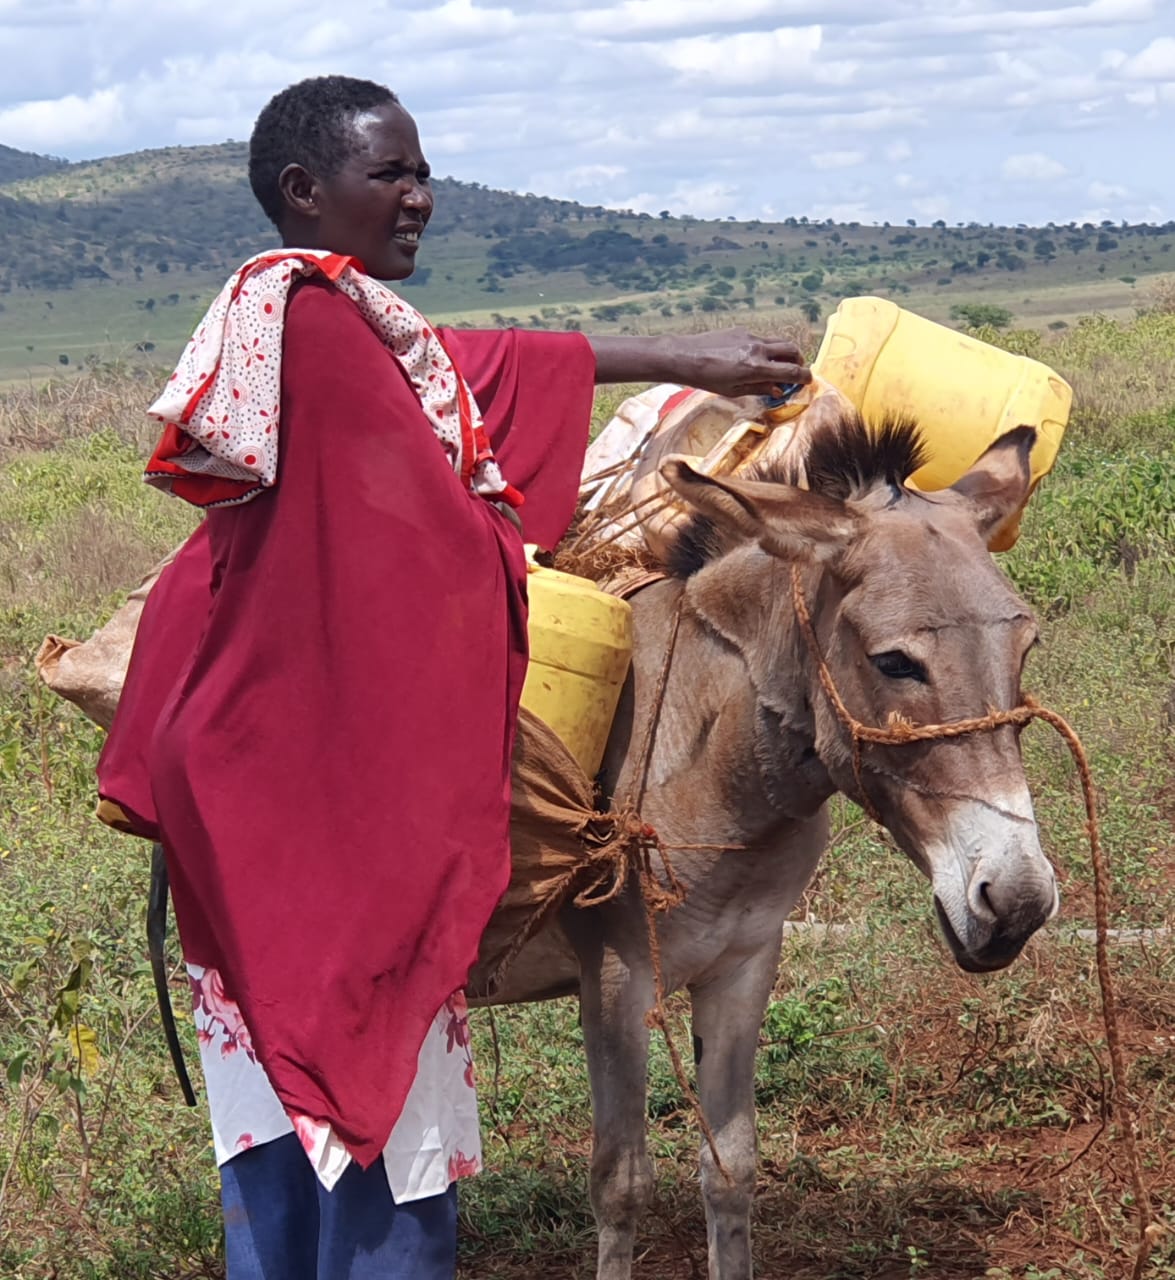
xmin=98 ymin=278 xmax=596 ymax=1166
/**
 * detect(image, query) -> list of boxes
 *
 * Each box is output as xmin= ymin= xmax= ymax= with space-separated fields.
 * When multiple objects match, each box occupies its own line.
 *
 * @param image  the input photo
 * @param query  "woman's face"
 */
xmin=289 ymin=102 xmax=434 ymax=281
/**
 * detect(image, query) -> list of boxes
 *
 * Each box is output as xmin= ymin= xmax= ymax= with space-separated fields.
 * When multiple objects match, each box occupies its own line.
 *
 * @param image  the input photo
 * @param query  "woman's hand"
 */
xmin=587 ymin=329 xmax=810 ymax=398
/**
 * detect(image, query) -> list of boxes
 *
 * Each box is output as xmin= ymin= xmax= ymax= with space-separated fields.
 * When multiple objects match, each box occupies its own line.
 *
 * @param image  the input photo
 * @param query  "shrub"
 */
xmin=951 ymin=302 xmax=1014 ymax=330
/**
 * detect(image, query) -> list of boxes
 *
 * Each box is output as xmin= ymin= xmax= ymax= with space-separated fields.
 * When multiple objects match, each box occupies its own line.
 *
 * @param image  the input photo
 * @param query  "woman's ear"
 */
xmin=277 ymin=164 xmax=320 ymax=223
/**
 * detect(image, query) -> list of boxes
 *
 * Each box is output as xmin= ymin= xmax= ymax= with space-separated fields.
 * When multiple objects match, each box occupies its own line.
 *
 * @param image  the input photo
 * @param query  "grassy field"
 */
xmin=0 ymin=265 xmax=1163 ymax=390
xmin=0 ymin=308 xmax=1173 ymax=1278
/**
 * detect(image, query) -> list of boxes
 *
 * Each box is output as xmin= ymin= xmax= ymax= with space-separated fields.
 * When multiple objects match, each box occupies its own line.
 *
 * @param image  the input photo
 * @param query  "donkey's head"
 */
xmin=661 ymin=415 xmax=1059 ymax=973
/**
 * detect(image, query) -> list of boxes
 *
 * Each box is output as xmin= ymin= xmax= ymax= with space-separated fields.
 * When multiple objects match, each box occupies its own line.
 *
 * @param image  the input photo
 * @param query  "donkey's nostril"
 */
xmin=967 ymin=875 xmax=999 ymax=923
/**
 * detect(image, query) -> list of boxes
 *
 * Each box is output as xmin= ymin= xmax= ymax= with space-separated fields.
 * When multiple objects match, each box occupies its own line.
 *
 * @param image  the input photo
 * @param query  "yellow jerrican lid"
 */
xmin=521 ymin=549 xmax=633 ymax=779
xmin=813 ymin=297 xmax=1072 ymax=550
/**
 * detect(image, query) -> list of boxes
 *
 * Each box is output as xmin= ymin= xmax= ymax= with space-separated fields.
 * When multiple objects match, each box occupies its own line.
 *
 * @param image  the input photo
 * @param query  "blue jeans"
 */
xmin=220 ymin=1133 xmax=458 ymax=1279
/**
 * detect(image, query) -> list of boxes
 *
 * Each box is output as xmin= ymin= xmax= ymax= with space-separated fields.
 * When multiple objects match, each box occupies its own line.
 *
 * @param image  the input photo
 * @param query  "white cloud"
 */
xmin=564 ymin=164 xmax=628 ymax=188
xmin=655 ymin=179 xmax=740 ymax=219
xmin=658 ymin=26 xmax=826 ymax=86
xmin=0 ymin=86 xmax=126 ymax=149
xmin=818 ymin=105 xmax=924 ymax=132
xmin=867 ymin=0 xmax=1158 ymax=40
xmin=575 ymin=0 xmax=883 ymax=37
xmin=1089 ymin=179 xmax=1130 ymax=200
xmin=0 ymin=0 xmax=1170 ymax=227
xmin=401 ymin=0 xmax=520 ymax=47
xmin=575 ymin=0 xmax=780 ymax=37
xmin=1001 ymin=152 xmax=1069 ymax=181
xmin=651 ymin=109 xmax=709 ymax=141
xmin=811 ymin=150 xmax=865 ymax=169
xmin=297 ymin=19 xmax=354 ymax=59
xmin=913 ymin=196 xmax=951 ymax=220
xmin=808 ymin=199 xmax=882 ymax=222
xmin=427 ymin=131 xmax=476 ymax=157
xmin=1120 ymin=35 xmax=1175 ymax=79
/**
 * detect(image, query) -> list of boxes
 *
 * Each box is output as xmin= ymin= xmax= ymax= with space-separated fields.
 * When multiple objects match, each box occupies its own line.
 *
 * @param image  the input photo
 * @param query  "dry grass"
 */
xmin=0 ymin=363 xmax=163 ymax=461
xmin=952 ymin=312 xmax=1175 ymax=472
xmin=0 ymin=366 xmax=197 ymax=659
xmin=1140 ymin=273 xmax=1175 ymax=317
xmin=461 ymin=923 xmax=1175 ymax=1279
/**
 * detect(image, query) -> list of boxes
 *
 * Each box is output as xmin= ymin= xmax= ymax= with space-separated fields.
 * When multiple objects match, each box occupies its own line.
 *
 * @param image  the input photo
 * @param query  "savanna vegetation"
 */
xmin=3 ymin=138 xmax=1175 ymax=382
xmin=0 ymin=145 xmax=67 ymax=187
xmin=0 ymin=286 xmax=1173 ymax=1277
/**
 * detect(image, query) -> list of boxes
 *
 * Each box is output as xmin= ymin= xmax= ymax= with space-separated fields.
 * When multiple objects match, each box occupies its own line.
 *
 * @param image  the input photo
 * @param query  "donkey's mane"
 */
xmin=668 ymin=410 xmax=928 ymax=578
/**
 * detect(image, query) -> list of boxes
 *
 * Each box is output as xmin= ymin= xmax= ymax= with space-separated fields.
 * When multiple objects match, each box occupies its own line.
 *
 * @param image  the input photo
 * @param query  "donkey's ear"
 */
xmin=950 ymin=426 xmax=1036 ymax=545
xmin=660 ymin=458 xmax=857 ymax=561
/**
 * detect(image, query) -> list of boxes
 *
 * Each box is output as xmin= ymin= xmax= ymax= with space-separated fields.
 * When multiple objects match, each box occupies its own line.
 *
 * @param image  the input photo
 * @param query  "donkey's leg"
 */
xmin=689 ymin=937 xmax=782 ymax=1280
xmin=569 ymin=912 xmax=656 ymax=1280
xmin=585 ymin=961 xmax=655 ymax=1280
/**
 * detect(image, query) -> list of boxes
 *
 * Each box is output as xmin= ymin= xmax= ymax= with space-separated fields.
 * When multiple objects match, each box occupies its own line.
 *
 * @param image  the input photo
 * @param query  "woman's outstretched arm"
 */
xmin=586 ymin=329 xmax=810 ymax=398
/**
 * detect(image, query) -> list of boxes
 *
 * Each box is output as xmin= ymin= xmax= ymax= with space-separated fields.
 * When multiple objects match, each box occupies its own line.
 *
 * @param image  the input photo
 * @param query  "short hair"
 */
xmin=248 ymin=75 xmax=400 ymax=227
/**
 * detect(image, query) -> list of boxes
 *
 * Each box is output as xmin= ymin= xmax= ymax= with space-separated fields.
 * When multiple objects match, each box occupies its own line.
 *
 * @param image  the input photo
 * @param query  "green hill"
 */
xmin=0 ymin=142 xmax=67 ymax=184
xmin=0 ymin=140 xmax=624 ymax=295
xmin=1 ymin=139 xmax=1174 ymax=381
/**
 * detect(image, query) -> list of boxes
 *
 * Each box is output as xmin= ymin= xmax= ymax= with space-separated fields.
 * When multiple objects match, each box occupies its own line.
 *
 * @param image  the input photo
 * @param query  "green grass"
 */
xmin=3 ymin=265 xmax=1167 ymax=385
xmin=0 ymin=278 xmax=225 ymax=384
xmin=0 ymin=311 xmax=1172 ymax=1277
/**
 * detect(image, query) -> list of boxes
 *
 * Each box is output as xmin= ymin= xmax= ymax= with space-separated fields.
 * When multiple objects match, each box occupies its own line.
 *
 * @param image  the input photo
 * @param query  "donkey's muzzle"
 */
xmin=934 ymin=866 xmax=1059 ymax=972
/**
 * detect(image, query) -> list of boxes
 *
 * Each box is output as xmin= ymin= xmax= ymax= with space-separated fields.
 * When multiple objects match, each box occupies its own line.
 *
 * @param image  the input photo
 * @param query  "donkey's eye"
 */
xmin=870 ymin=650 xmax=927 ymax=683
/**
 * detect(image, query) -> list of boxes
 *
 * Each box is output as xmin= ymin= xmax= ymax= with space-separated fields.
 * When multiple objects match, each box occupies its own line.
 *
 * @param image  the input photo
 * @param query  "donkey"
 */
xmin=489 ymin=414 xmax=1060 ymax=1280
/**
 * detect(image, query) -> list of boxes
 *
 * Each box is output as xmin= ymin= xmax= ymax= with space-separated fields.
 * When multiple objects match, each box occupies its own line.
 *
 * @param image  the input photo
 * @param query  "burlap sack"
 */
xmin=468 ymin=706 xmax=622 ymax=998
xmin=35 ymin=546 xmax=180 ymax=731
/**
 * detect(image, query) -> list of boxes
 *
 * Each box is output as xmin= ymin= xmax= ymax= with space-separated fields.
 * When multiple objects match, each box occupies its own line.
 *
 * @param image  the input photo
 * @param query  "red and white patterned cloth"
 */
xmin=188 ymin=965 xmax=481 ymax=1200
xmin=145 ymin=248 xmax=520 ymax=511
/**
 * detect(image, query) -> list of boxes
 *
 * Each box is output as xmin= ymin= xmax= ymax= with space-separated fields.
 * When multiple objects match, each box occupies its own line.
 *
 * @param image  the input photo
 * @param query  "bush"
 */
xmin=951 ymin=302 xmax=1014 ymax=330
xmin=1006 ymin=439 xmax=1175 ymax=607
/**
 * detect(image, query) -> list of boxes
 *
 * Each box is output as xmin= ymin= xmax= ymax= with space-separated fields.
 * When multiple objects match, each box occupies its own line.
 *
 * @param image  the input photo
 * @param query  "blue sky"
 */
xmin=0 ymin=0 xmax=1172 ymax=225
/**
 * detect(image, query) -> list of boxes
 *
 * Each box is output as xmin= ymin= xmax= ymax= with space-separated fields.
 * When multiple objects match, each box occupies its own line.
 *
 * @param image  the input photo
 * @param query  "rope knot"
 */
xmin=570 ymin=803 xmax=686 ymax=913
xmin=883 ymin=710 xmax=917 ymax=740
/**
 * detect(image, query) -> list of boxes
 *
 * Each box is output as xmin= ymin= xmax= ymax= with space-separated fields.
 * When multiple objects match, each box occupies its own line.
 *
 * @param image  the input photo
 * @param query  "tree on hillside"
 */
xmin=951 ymin=302 xmax=1013 ymax=330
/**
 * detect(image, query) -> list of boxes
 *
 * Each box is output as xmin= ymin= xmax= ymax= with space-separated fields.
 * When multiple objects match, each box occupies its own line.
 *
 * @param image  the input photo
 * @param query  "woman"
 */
xmin=98 ymin=75 xmax=809 ymax=1279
